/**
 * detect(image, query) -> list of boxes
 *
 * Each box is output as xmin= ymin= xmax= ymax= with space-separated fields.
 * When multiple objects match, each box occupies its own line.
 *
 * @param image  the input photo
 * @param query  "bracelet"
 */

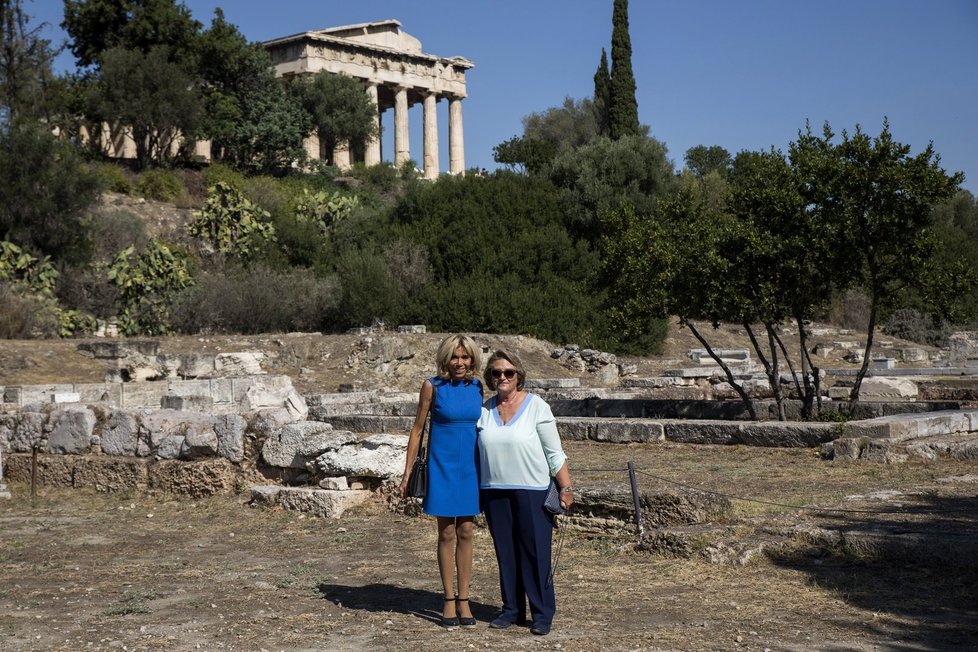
xmin=560 ymin=486 xmax=574 ymax=493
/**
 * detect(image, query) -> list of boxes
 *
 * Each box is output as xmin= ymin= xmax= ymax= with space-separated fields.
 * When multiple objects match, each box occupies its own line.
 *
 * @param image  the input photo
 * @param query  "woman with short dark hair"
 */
xmin=477 ymin=349 xmax=573 ymax=636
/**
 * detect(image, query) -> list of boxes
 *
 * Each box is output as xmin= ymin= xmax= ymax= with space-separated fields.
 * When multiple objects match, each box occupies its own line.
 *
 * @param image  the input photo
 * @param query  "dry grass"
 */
xmin=2 ymin=440 xmax=977 ymax=651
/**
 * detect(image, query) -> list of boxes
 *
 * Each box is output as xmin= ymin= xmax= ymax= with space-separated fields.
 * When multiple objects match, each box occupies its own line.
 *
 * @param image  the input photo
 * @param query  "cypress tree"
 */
xmin=593 ymin=48 xmax=611 ymax=136
xmin=608 ymin=0 xmax=640 ymax=139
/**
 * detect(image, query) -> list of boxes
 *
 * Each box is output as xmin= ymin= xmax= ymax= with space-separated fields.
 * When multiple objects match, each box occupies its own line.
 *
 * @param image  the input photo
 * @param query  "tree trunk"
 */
xmin=686 ymin=320 xmax=757 ymax=420
xmin=848 ymin=295 xmax=879 ymax=409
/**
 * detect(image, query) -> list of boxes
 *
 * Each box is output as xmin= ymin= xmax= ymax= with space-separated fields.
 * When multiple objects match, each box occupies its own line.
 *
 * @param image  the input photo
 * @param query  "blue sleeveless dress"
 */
xmin=423 ymin=377 xmax=482 ymax=517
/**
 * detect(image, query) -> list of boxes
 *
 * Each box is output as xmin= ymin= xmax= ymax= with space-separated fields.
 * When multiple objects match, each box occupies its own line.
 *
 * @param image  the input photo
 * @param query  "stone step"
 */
xmin=312 ymin=414 xmax=838 ymax=448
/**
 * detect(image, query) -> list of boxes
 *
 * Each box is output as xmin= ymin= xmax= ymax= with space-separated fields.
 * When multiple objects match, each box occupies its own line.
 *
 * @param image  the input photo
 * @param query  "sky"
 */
xmin=28 ymin=0 xmax=978 ymax=194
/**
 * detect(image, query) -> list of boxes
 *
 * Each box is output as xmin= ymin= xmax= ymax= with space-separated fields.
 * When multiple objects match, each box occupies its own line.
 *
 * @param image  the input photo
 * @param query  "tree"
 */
xmin=548 ymin=134 xmax=674 ymax=240
xmin=608 ymin=0 xmax=640 ymax=139
xmin=0 ymin=119 xmax=101 ymax=264
xmin=492 ymin=135 xmax=556 ymax=175
xmin=813 ymin=121 xmax=964 ymax=406
xmin=195 ymin=8 xmax=291 ymax=167
xmin=592 ymin=48 xmax=610 ymax=136
xmin=0 ymin=0 xmax=56 ymax=123
xmin=89 ymin=45 xmax=202 ymax=168
xmin=684 ymin=145 xmax=732 ymax=178
xmin=287 ymin=71 xmax=378 ymax=160
xmin=62 ymin=0 xmax=201 ymax=69
xmin=523 ymin=96 xmax=602 ymax=152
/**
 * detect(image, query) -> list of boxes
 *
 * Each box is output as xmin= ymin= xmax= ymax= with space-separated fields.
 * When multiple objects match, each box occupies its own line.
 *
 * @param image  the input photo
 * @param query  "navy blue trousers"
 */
xmin=481 ymin=488 xmax=555 ymax=627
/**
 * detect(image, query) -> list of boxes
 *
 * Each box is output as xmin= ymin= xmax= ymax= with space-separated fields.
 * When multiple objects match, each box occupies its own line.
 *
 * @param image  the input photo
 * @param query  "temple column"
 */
xmin=333 ymin=140 xmax=351 ymax=170
xmin=364 ymin=83 xmax=381 ymax=166
xmin=423 ymin=92 xmax=439 ymax=179
xmin=394 ymin=86 xmax=410 ymax=166
xmin=449 ymin=96 xmax=465 ymax=175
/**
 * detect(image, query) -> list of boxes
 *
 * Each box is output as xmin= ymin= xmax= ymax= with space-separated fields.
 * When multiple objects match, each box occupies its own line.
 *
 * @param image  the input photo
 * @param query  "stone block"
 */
xmin=555 ymin=417 xmax=593 ymax=441
xmin=0 ymin=411 xmax=45 ymax=452
xmin=209 ymin=378 xmax=235 ymax=405
xmin=591 ymin=420 xmax=664 ymax=443
xmin=870 ymin=358 xmax=896 ymax=370
xmin=397 ymin=324 xmax=426 ymax=334
xmin=182 ymin=420 xmax=219 ymax=459
xmin=161 ymin=394 xmax=215 ymax=412
xmin=52 ymin=392 xmax=81 ymax=403
xmin=178 ymin=353 xmax=217 ymax=378
xmin=71 ymin=457 xmax=149 ymax=492
xmin=319 ymin=476 xmax=349 ymax=490
xmin=75 ymin=383 xmax=122 ymax=405
xmin=310 ymin=435 xmax=406 ymax=478
xmin=215 ymin=351 xmax=265 ymax=376
xmin=250 ymin=484 xmax=281 ymax=506
xmin=859 ymin=377 xmax=918 ymax=401
xmin=525 ymin=378 xmax=581 ymax=389
xmin=98 ymin=410 xmax=140 ymax=456
xmin=215 ymin=414 xmax=247 ymax=463
xmin=148 ymin=458 xmax=239 ymax=497
xmin=120 ymin=382 xmax=168 ymax=409
xmin=735 ymin=422 xmax=836 ymax=447
xmin=262 ymin=421 xmax=356 ymax=469
xmin=47 ymin=406 xmax=97 ymax=455
xmin=3 ymin=453 xmax=74 ymax=486
xmin=277 ymin=487 xmax=372 ymax=518
xmin=318 ymin=415 xmax=415 ymax=433
xmin=663 ymin=420 xmax=740 ymax=445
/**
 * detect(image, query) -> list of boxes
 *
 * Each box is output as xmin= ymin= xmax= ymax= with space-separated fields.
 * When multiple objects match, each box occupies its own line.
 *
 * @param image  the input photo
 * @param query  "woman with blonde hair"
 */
xmin=477 ymin=349 xmax=573 ymax=636
xmin=400 ymin=334 xmax=483 ymax=629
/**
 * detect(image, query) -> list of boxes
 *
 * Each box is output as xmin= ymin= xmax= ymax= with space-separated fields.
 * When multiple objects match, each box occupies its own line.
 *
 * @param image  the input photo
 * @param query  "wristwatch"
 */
xmin=560 ymin=486 xmax=573 ymax=493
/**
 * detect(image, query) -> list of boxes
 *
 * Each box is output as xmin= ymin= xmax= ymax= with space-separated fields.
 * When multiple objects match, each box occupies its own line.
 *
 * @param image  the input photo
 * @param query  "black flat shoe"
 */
xmin=456 ymin=597 xmax=476 ymax=628
xmin=530 ymin=623 xmax=551 ymax=636
xmin=441 ymin=596 xmax=459 ymax=629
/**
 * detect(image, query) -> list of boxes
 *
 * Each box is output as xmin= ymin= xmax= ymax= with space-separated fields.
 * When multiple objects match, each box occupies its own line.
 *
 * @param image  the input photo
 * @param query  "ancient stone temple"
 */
xmin=264 ymin=19 xmax=474 ymax=179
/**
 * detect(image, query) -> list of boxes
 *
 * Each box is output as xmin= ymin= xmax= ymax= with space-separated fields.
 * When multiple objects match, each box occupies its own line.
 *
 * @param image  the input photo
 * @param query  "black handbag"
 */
xmin=543 ymin=477 xmax=565 ymax=526
xmin=406 ymin=383 xmax=435 ymax=499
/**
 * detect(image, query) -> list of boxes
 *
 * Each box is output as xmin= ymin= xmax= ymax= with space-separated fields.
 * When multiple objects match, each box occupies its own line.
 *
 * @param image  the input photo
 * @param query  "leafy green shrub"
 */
xmin=189 ymin=182 xmax=276 ymax=259
xmin=0 ymin=282 xmax=61 ymax=338
xmin=0 ymin=119 xmax=101 ymax=264
xmin=96 ymin=163 xmax=134 ymax=194
xmin=201 ymin=163 xmax=246 ymax=192
xmin=882 ymin=308 xmax=952 ymax=347
xmin=107 ymin=239 xmax=195 ymax=335
xmin=242 ymin=176 xmax=292 ymax=219
xmin=347 ymin=162 xmax=398 ymax=194
xmin=335 ymin=247 xmax=401 ymax=328
xmin=89 ymin=210 xmax=150 ymax=261
xmin=295 ymin=188 xmax=359 ymax=236
xmin=134 ymin=169 xmax=185 ymax=202
xmin=169 ymin=262 xmax=339 ymax=334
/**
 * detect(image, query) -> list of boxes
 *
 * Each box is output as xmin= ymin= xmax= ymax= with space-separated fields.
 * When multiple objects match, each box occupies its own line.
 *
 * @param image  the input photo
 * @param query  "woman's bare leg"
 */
xmin=436 ymin=516 xmax=457 ymax=617
xmin=455 ymin=517 xmax=475 ymax=618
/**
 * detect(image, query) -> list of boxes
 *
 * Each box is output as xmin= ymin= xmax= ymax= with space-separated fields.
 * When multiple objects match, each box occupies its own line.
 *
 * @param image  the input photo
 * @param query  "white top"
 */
xmin=476 ymin=393 xmax=567 ymax=490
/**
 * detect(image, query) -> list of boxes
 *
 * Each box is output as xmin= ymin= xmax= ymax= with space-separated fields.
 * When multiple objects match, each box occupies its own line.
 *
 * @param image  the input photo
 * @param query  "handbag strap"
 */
xmin=419 ymin=378 xmax=437 ymax=459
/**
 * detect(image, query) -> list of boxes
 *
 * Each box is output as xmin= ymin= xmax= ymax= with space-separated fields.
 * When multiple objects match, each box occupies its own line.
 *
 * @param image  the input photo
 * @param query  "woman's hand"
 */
xmin=398 ymin=476 xmax=410 ymax=499
xmin=559 ymin=488 xmax=574 ymax=510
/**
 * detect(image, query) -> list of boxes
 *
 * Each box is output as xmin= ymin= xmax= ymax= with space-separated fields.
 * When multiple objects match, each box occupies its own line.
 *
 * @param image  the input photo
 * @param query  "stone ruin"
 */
xmin=2 ymin=331 xmax=978 ymax=526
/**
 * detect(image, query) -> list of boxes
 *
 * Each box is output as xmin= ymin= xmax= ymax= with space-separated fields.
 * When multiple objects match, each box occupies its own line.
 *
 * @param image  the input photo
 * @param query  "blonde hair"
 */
xmin=483 ymin=349 xmax=527 ymax=391
xmin=434 ymin=335 xmax=483 ymax=383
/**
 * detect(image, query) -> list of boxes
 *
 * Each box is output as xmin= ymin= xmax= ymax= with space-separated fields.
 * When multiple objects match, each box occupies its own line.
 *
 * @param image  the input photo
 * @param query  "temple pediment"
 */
xmin=314 ymin=19 xmax=423 ymax=53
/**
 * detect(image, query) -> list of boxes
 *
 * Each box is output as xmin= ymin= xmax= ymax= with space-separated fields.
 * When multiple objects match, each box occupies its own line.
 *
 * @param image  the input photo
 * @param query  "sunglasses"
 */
xmin=490 ymin=368 xmax=518 ymax=380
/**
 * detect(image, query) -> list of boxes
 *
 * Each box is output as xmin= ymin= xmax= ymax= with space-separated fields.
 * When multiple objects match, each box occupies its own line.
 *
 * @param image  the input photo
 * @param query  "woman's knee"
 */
xmin=456 ymin=520 xmax=474 ymax=543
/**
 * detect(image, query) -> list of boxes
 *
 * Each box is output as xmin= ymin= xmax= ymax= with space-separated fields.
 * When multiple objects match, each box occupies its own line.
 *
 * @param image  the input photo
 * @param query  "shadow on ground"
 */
xmin=316 ymin=583 xmax=498 ymax=626
xmin=768 ymin=493 xmax=978 ymax=651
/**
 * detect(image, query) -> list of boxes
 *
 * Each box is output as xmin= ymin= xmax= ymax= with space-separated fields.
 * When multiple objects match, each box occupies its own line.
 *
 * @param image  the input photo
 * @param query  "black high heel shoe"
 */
xmin=441 ymin=596 xmax=459 ymax=629
xmin=456 ymin=597 xmax=477 ymax=628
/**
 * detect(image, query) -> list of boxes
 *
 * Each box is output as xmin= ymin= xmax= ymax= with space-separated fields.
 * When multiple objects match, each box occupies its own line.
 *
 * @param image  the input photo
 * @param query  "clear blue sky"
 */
xmin=29 ymin=0 xmax=978 ymax=194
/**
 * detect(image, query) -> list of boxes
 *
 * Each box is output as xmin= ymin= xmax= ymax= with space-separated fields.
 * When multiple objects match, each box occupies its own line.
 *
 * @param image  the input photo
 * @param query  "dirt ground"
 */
xmin=1 ymin=327 xmax=974 ymax=651
xmin=2 ymin=441 xmax=977 ymax=652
